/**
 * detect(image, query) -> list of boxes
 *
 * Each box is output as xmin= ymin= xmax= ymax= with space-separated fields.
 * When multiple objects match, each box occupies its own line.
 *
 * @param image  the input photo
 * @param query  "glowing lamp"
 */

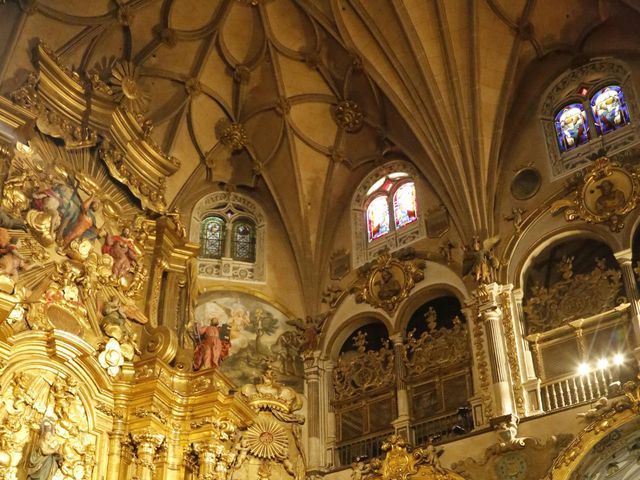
xmin=578 ymin=363 xmax=590 ymax=376
xmin=613 ymin=353 xmax=624 ymax=366
xmin=597 ymin=358 xmax=609 ymax=370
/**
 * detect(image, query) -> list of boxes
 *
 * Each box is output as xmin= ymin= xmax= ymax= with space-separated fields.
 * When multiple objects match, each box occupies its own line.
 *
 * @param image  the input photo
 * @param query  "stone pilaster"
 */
xmin=476 ymin=283 xmax=515 ymax=418
xmin=304 ymin=351 xmax=323 ymax=470
xmin=389 ymin=333 xmax=410 ymax=438
xmin=615 ymin=249 xmax=640 ymax=365
xmin=323 ymin=358 xmax=337 ymax=468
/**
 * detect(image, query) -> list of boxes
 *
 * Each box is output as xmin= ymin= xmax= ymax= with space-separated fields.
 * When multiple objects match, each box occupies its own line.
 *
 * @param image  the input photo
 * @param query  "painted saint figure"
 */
xmin=62 ymin=197 xmax=100 ymax=247
xmin=193 ymin=316 xmax=231 ymax=370
xmin=26 ymin=420 xmax=61 ymax=480
xmin=376 ymin=268 xmax=401 ymax=300
xmin=595 ymin=179 xmax=626 ymax=213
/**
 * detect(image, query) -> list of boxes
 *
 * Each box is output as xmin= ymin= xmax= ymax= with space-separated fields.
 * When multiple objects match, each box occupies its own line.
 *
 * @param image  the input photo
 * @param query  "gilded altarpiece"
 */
xmin=0 ymin=41 xmax=306 ymax=480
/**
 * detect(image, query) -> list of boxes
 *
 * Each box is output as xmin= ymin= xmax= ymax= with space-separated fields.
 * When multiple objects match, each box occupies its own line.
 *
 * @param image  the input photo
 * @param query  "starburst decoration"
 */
xmin=110 ymin=61 xmax=150 ymax=113
xmin=245 ymin=420 xmax=288 ymax=459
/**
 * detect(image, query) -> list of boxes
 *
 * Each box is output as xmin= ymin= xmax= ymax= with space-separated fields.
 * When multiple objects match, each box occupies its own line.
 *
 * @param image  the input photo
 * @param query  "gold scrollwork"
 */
xmin=333 ymin=331 xmax=395 ymax=400
xmin=550 ymin=157 xmax=640 ymax=231
xmin=403 ymin=308 xmax=470 ymax=378
xmin=523 ymin=256 xmax=622 ymax=334
xmin=350 ymin=252 xmax=426 ymax=314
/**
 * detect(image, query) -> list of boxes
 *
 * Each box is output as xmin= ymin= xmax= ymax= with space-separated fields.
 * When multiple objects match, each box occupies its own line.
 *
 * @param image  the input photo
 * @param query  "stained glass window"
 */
xmin=393 ymin=182 xmax=418 ymax=228
xmin=367 ymin=196 xmax=390 ymax=242
xmin=555 ymin=103 xmax=589 ymax=153
xmin=591 ymin=85 xmax=630 ymax=136
xmin=201 ymin=216 xmax=225 ymax=259
xmin=232 ymin=220 xmax=256 ymax=262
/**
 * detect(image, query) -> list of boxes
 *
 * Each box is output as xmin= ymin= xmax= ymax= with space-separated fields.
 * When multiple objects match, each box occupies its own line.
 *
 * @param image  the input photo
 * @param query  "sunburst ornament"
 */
xmin=110 ymin=61 xmax=150 ymax=113
xmin=245 ymin=419 xmax=288 ymax=459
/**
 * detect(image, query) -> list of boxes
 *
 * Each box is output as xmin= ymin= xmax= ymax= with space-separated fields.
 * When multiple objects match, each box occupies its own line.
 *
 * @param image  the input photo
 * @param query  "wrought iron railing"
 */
xmin=335 ymin=430 xmax=393 ymax=467
xmin=411 ymin=410 xmax=470 ymax=445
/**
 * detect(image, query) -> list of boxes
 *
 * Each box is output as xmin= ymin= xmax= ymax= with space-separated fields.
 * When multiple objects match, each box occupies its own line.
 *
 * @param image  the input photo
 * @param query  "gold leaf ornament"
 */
xmin=245 ymin=419 xmax=288 ymax=459
xmin=110 ymin=61 xmax=150 ymax=114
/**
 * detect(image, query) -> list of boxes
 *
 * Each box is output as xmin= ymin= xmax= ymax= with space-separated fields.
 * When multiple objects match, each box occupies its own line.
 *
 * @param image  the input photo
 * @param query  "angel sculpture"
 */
xmin=351 ymin=458 xmax=371 ymax=480
xmin=0 ymin=227 xmax=30 ymax=282
xmin=495 ymin=417 xmax=525 ymax=450
xmin=504 ymin=207 xmax=526 ymax=235
xmin=99 ymin=295 xmax=147 ymax=361
xmin=101 ymin=227 xmax=138 ymax=279
xmin=424 ymin=438 xmax=447 ymax=474
xmin=465 ymin=236 xmax=501 ymax=284
xmin=286 ymin=314 xmax=328 ymax=353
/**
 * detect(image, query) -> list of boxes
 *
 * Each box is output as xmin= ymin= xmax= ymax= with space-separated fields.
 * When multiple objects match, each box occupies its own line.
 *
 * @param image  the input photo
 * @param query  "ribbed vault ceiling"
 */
xmin=1 ymin=0 xmax=639 ymax=308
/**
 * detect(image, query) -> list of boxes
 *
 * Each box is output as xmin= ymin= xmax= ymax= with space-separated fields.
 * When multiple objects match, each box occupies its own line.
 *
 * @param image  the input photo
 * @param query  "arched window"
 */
xmin=200 ymin=216 xmax=225 ymax=259
xmin=353 ymin=162 xmax=425 ymax=266
xmin=555 ymin=103 xmax=589 ymax=153
xmin=366 ymin=195 xmax=390 ymax=241
xmin=541 ymin=59 xmax=638 ymax=177
xmin=393 ymin=182 xmax=418 ymax=228
xmin=591 ymin=85 xmax=631 ymax=135
xmin=232 ymin=220 xmax=256 ymax=262
xmin=191 ymin=192 xmax=265 ymax=282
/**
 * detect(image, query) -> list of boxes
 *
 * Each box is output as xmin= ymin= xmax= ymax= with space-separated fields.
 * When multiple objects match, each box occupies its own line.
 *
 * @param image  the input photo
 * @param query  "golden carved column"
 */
xmin=512 ymin=287 xmax=543 ymax=415
xmin=106 ymin=417 xmax=126 ymax=480
xmin=131 ymin=432 xmax=165 ymax=480
xmin=614 ymin=249 xmax=640 ymax=364
xmin=193 ymin=441 xmax=235 ymax=480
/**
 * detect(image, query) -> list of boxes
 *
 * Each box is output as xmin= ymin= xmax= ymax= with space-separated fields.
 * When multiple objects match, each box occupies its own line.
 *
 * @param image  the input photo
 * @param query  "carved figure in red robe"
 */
xmin=193 ymin=317 xmax=231 ymax=370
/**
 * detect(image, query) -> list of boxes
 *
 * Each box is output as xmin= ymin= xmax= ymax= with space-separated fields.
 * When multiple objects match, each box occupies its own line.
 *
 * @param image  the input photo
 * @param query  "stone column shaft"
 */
xmin=615 ymin=249 xmax=640 ymax=369
xmin=304 ymin=352 xmax=322 ymax=469
xmin=481 ymin=305 xmax=514 ymax=417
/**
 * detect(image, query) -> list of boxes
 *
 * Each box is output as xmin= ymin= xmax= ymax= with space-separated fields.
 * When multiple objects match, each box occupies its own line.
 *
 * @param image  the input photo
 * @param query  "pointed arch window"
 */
xmin=200 ymin=216 xmax=225 ymax=259
xmin=232 ymin=220 xmax=256 ymax=262
xmin=365 ymin=173 xmax=417 ymax=242
xmin=352 ymin=162 xmax=426 ymax=266
xmin=542 ymin=60 xmax=638 ymax=177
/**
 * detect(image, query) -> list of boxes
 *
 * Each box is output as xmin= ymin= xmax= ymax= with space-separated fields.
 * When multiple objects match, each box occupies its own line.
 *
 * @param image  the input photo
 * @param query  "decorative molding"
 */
xmin=550 ymin=157 xmax=640 ymax=231
xmin=349 ymin=251 xmax=425 ymax=313
xmin=523 ymin=255 xmax=622 ymax=334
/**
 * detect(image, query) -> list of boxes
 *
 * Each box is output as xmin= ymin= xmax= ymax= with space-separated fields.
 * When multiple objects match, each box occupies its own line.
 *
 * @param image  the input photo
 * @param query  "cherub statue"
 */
xmin=0 ymin=228 xmax=30 ymax=281
xmin=99 ymin=295 xmax=147 ymax=361
xmin=424 ymin=437 xmax=446 ymax=474
xmin=233 ymin=437 xmax=250 ymax=470
xmin=504 ymin=207 xmax=526 ymax=235
xmin=101 ymin=227 xmax=138 ymax=279
xmin=495 ymin=416 xmax=525 ymax=451
xmin=351 ymin=457 xmax=371 ymax=480
xmin=577 ymin=397 xmax=613 ymax=422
